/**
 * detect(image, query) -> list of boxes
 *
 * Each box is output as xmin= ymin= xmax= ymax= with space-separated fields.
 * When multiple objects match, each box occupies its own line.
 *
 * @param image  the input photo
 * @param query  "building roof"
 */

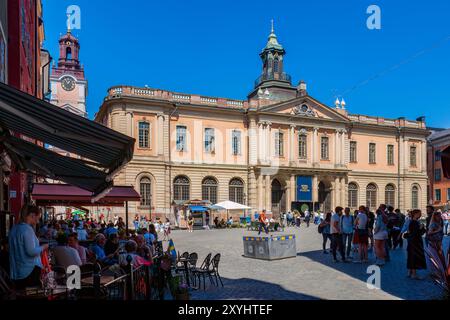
xmin=428 ymin=127 xmax=450 ymax=142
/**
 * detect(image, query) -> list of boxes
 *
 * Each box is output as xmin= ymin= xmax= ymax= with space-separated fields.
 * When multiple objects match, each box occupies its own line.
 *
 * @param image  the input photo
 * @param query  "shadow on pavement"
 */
xmin=190 ymin=277 xmax=320 ymax=300
xmin=296 ymin=237 xmax=449 ymax=300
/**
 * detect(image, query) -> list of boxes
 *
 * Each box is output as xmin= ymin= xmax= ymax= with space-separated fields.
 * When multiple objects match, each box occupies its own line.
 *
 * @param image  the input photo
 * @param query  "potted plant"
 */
xmin=169 ymin=275 xmax=190 ymax=300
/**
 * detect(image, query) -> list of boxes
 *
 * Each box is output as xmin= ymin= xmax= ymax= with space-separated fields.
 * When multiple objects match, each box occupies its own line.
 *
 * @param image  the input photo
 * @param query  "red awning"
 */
xmin=31 ymin=183 xmax=141 ymax=207
xmin=442 ymin=146 xmax=450 ymax=179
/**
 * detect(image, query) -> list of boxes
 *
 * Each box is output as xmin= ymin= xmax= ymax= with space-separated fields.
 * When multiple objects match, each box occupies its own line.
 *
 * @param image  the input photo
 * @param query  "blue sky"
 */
xmin=42 ymin=0 xmax=450 ymax=128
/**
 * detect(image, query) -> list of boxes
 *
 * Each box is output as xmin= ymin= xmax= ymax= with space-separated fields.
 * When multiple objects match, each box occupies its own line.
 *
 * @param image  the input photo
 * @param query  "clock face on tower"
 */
xmin=61 ymin=76 xmax=76 ymax=91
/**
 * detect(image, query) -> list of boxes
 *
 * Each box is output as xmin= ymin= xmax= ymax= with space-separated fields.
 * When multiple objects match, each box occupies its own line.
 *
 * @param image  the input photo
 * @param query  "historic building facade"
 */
xmin=427 ymin=128 xmax=450 ymax=209
xmin=95 ymin=26 xmax=428 ymax=224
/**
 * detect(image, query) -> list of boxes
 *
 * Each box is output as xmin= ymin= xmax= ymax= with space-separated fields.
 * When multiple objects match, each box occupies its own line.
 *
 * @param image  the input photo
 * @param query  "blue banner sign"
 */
xmin=296 ymin=176 xmax=312 ymax=202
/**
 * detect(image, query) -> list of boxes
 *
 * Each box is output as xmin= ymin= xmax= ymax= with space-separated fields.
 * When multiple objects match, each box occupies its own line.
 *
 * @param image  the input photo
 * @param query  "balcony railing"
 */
xmin=254 ymin=72 xmax=292 ymax=88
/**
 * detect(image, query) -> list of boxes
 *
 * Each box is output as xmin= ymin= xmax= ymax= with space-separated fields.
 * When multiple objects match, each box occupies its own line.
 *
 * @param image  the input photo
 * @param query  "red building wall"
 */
xmin=7 ymin=0 xmax=40 ymax=218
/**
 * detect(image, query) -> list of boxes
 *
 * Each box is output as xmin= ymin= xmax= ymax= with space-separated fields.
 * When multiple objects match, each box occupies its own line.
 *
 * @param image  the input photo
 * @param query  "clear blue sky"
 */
xmin=42 ymin=0 xmax=450 ymax=128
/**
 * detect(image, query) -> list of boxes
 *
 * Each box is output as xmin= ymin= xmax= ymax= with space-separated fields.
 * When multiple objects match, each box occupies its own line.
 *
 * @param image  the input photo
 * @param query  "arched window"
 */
xmin=298 ymin=133 xmax=307 ymax=159
xmin=348 ymin=183 xmax=358 ymax=209
xmin=229 ymin=178 xmax=244 ymax=204
xmin=140 ymin=177 xmax=152 ymax=206
xmin=273 ymin=58 xmax=279 ymax=73
xmin=271 ymin=179 xmax=282 ymax=204
xmin=173 ymin=176 xmax=190 ymax=201
xmin=385 ymin=184 xmax=396 ymax=208
xmin=366 ymin=183 xmax=377 ymax=211
xmin=66 ymin=47 xmax=72 ymax=60
xmin=412 ymin=185 xmax=419 ymax=209
xmin=202 ymin=177 xmax=218 ymax=204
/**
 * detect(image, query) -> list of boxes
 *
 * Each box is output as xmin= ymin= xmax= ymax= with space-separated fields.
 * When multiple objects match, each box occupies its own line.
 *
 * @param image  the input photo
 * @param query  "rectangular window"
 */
xmin=204 ymin=128 xmax=215 ymax=152
xmin=447 ymin=188 xmax=450 ymax=202
xmin=138 ymin=122 xmax=150 ymax=148
xmin=435 ymin=168 xmax=442 ymax=181
xmin=387 ymin=145 xmax=394 ymax=165
xmin=435 ymin=189 xmax=441 ymax=202
xmin=176 ymin=126 xmax=187 ymax=151
xmin=369 ymin=143 xmax=376 ymax=164
xmin=275 ymin=131 xmax=284 ymax=157
xmin=435 ymin=150 xmax=441 ymax=162
xmin=350 ymin=141 xmax=357 ymax=163
xmin=298 ymin=134 xmax=307 ymax=159
xmin=410 ymin=146 xmax=417 ymax=167
xmin=321 ymin=137 xmax=329 ymax=160
xmin=232 ymin=130 xmax=241 ymax=155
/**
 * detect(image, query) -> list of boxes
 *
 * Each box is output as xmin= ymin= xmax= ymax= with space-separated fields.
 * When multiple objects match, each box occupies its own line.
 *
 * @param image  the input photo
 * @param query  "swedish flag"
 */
xmin=168 ymin=239 xmax=177 ymax=261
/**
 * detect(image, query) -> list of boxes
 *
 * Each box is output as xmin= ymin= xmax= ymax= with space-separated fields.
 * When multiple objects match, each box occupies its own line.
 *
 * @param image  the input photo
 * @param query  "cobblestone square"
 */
xmin=170 ymin=227 xmax=449 ymax=300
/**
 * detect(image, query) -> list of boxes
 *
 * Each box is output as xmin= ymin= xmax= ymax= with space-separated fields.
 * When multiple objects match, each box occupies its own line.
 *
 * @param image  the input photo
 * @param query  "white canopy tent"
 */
xmin=210 ymin=201 xmax=251 ymax=221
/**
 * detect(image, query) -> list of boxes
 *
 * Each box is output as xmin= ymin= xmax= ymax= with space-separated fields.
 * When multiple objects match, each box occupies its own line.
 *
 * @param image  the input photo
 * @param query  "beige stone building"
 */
xmin=94 ymin=27 xmax=428 ymax=225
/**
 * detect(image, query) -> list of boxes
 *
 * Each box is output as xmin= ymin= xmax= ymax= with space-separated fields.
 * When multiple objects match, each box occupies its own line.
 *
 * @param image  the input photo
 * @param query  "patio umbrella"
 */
xmin=211 ymin=201 xmax=251 ymax=221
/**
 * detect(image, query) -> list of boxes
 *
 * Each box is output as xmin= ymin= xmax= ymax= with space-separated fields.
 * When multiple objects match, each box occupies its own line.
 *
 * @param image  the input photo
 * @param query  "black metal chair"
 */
xmin=187 ymin=252 xmax=198 ymax=286
xmin=175 ymin=252 xmax=189 ymax=273
xmin=192 ymin=253 xmax=213 ymax=290
xmin=208 ymin=253 xmax=223 ymax=287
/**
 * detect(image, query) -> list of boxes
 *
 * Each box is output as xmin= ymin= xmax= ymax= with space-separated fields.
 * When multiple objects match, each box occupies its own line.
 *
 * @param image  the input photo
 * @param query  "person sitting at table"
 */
xmin=104 ymin=233 xmax=119 ymax=257
xmin=227 ymin=217 xmax=234 ymax=228
xmin=135 ymin=235 xmax=153 ymax=261
xmin=91 ymin=234 xmax=117 ymax=266
xmin=52 ymin=233 xmax=82 ymax=271
xmin=118 ymin=240 xmax=140 ymax=267
xmin=104 ymin=223 xmax=118 ymax=238
xmin=68 ymin=233 xmax=88 ymax=265
xmin=74 ymin=221 xmax=88 ymax=241
xmin=219 ymin=219 xmax=226 ymax=228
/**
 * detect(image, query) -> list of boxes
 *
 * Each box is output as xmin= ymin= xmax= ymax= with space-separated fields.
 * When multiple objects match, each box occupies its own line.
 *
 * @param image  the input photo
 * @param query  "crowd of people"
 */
xmin=315 ymin=204 xmax=447 ymax=279
xmin=1 ymin=205 xmax=169 ymax=291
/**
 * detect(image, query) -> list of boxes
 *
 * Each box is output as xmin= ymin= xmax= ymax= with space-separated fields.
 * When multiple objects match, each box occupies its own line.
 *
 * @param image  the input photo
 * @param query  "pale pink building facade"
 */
xmin=95 ymin=27 xmax=428 ymax=224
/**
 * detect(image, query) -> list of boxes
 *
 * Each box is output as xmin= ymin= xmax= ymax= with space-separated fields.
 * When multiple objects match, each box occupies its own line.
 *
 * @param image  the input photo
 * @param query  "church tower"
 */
xmin=248 ymin=21 xmax=297 ymax=103
xmin=50 ymin=26 xmax=88 ymax=118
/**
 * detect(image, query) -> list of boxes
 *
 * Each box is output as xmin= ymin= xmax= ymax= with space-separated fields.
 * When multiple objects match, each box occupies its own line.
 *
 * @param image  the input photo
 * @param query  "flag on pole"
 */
xmin=168 ymin=239 xmax=177 ymax=262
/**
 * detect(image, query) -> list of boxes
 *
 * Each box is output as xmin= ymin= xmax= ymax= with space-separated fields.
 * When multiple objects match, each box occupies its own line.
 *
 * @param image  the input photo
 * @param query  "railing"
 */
xmin=254 ymin=72 xmax=292 ymax=88
xmin=106 ymin=86 xmax=248 ymax=109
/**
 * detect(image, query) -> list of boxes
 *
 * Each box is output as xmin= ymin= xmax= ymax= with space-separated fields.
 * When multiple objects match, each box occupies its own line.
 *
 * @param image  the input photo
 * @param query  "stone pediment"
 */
xmin=258 ymin=95 xmax=350 ymax=122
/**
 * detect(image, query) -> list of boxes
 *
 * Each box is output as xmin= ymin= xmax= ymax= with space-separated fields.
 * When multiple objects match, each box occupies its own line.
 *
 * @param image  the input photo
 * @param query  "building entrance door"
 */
xmin=271 ymin=179 xmax=285 ymax=220
xmin=318 ymin=181 xmax=331 ymax=213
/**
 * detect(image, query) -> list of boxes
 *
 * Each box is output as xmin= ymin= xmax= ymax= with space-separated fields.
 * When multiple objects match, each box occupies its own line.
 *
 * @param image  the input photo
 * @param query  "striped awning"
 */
xmin=0 ymin=82 xmax=135 ymax=195
xmin=0 ymin=82 xmax=134 ymax=176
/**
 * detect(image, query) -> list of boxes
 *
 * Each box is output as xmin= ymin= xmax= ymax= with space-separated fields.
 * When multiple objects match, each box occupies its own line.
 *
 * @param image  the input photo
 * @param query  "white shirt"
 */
xmin=52 ymin=246 xmax=82 ymax=270
xmin=356 ymin=212 xmax=368 ymax=230
xmin=330 ymin=213 xmax=340 ymax=234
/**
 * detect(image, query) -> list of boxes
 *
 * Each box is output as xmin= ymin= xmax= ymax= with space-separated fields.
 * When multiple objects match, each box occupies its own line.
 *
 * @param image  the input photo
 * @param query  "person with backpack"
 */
xmin=319 ymin=212 xmax=332 ymax=254
xmin=354 ymin=206 xmax=369 ymax=263
xmin=340 ymin=207 xmax=355 ymax=260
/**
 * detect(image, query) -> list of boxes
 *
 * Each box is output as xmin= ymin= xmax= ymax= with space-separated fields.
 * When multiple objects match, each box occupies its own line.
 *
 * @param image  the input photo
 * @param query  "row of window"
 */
xmin=434 ymin=188 xmax=450 ymax=202
xmin=350 ymin=142 xmax=417 ymax=166
xmin=139 ymin=175 xmax=245 ymax=206
xmin=348 ymin=183 xmax=420 ymax=210
xmin=139 ymin=123 xmax=419 ymax=166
